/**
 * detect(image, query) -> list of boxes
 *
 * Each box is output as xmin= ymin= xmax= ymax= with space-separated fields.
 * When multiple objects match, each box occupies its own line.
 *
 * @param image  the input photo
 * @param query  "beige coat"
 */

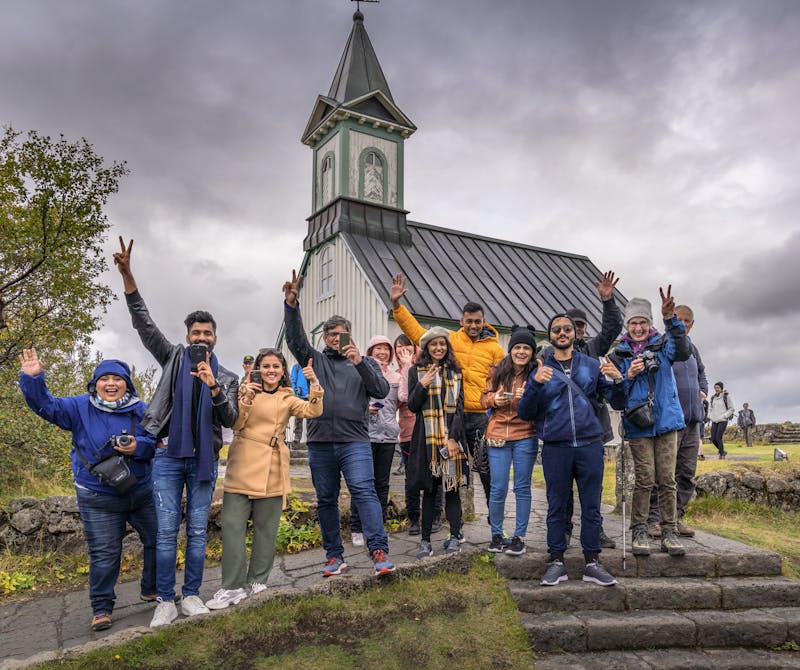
xmin=225 ymin=385 xmax=323 ymax=503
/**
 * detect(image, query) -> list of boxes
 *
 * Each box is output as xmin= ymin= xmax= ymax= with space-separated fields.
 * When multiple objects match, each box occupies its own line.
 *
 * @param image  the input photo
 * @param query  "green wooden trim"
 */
xmin=339 ymin=118 xmax=405 ymax=142
xmin=311 ymin=129 xmax=340 ymax=212
xmin=397 ymin=138 xmax=404 ymax=209
xmin=340 ymin=125 xmax=350 ymax=198
xmin=357 ymin=146 xmax=389 ymax=205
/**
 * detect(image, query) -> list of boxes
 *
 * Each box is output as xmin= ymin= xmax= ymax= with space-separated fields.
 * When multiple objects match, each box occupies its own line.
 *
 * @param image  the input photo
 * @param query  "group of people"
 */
xmin=18 ymin=235 xmax=748 ymax=632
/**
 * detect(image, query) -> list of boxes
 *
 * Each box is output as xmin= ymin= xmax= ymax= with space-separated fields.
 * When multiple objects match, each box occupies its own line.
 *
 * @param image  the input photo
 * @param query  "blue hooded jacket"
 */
xmin=517 ymin=350 xmax=625 ymax=447
xmin=19 ymin=359 xmax=156 ymax=495
xmin=613 ymin=316 xmax=691 ymax=438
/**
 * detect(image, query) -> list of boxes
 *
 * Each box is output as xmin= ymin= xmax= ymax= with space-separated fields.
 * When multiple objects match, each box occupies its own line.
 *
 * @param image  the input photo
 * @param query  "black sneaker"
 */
xmin=540 ymin=560 xmax=568 ymax=586
xmin=505 ymin=536 xmax=526 ymax=556
xmin=408 ymin=522 xmax=421 ymax=536
xmin=582 ymin=561 xmax=618 ymax=587
xmin=488 ymin=534 xmax=504 ymax=552
xmin=599 ymin=530 xmax=616 ymax=549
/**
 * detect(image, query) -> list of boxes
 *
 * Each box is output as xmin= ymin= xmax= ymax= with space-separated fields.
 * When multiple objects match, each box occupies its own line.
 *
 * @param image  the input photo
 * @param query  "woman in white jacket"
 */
xmin=708 ymin=381 xmax=734 ymax=458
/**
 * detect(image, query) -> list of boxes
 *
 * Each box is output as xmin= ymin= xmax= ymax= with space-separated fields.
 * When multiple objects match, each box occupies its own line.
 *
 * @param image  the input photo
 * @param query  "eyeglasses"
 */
xmin=550 ymin=325 xmax=574 ymax=334
xmin=324 ymin=331 xmax=346 ymax=339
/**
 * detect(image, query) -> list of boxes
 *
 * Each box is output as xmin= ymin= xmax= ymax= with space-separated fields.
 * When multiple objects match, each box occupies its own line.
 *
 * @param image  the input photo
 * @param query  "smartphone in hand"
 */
xmin=189 ymin=344 xmax=208 ymax=372
xmin=338 ymin=332 xmax=351 ymax=353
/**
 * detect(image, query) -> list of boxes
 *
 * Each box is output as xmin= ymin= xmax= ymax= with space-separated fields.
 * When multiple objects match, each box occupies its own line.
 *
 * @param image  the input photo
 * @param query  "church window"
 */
xmin=320 ymin=246 xmax=334 ymax=296
xmin=363 ymin=151 xmax=384 ymax=203
xmin=321 ymin=154 xmax=334 ymax=205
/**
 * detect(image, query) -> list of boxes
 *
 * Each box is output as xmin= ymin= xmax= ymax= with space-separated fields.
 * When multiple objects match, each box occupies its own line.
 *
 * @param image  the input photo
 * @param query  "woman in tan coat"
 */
xmin=206 ymin=349 xmax=323 ymax=609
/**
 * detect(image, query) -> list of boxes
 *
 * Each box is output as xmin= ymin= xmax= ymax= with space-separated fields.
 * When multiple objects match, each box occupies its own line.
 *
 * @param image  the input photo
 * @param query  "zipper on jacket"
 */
xmin=558 ymin=361 xmax=578 ymax=447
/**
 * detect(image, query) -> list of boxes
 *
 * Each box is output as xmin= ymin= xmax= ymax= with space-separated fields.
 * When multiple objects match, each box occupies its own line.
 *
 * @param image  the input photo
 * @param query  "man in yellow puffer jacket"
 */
xmin=389 ymin=273 xmax=505 ymax=510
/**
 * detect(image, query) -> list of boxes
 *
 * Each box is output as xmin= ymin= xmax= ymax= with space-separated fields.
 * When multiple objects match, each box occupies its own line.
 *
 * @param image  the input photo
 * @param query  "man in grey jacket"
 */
xmin=114 ymin=238 xmax=239 ymax=628
xmin=282 ymin=270 xmax=395 ymax=578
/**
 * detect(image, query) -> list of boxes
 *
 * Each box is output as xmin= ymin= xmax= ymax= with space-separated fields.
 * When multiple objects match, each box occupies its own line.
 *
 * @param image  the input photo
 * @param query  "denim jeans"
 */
xmin=487 ymin=437 xmax=538 ymax=538
xmin=308 ymin=441 xmax=389 ymax=559
xmin=350 ymin=442 xmax=396 ymax=533
xmin=76 ymin=484 xmax=157 ymax=615
xmin=151 ymin=450 xmax=218 ymax=600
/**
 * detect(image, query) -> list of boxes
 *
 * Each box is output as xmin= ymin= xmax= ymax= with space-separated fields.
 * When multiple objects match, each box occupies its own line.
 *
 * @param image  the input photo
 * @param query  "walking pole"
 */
xmin=619 ymin=417 xmax=627 ymax=573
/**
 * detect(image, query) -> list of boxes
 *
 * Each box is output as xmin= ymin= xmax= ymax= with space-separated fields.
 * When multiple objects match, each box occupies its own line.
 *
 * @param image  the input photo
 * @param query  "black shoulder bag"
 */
xmin=623 ymin=368 xmax=656 ymax=429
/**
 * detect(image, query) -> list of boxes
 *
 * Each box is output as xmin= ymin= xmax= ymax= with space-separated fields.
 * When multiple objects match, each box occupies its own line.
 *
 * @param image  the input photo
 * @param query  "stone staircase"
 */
xmin=289 ymin=441 xmax=308 ymax=465
xmin=771 ymin=424 xmax=800 ymax=445
xmin=495 ymin=547 xmax=800 ymax=669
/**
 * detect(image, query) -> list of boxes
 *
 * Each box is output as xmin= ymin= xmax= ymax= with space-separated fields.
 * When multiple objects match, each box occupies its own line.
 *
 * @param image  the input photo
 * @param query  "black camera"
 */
xmin=637 ymin=350 xmax=660 ymax=373
xmin=110 ymin=430 xmax=133 ymax=448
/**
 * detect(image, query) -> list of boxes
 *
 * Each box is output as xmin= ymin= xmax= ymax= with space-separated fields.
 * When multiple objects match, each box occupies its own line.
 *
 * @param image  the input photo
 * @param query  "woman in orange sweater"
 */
xmin=206 ymin=349 xmax=323 ymax=610
xmin=480 ymin=326 xmax=538 ymax=556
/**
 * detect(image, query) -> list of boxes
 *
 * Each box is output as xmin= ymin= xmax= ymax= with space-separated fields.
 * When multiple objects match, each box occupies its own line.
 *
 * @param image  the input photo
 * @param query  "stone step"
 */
xmin=494 ymin=549 xmax=782 ymax=581
xmin=289 ymin=457 xmax=309 ymax=465
xmin=509 ymin=576 xmax=800 ymax=614
xmin=533 ymin=646 xmax=800 ymax=669
xmin=521 ymin=606 xmax=800 ymax=653
xmin=770 ymin=437 xmax=800 ymax=444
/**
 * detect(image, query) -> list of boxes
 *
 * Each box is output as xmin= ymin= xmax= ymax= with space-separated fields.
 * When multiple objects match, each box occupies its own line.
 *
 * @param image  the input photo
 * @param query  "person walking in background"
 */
xmin=738 ymin=403 xmax=756 ymax=447
xmin=241 ymin=355 xmax=255 ymax=384
xmin=349 ymin=336 xmax=401 ymax=547
xmin=206 ymin=353 xmax=323 ymax=610
xmin=407 ymin=327 xmax=468 ymax=559
xmin=19 ymin=349 xmax=157 ymax=632
xmin=480 ymin=325 xmax=538 ymax=556
xmin=708 ymin=382 xmax=734 ymax=458
xmin=289 ymin=361 xmax=310 ymax=447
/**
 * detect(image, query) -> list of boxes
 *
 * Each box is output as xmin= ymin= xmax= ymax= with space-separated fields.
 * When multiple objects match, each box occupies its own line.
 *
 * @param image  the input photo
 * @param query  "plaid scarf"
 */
xmin=418 ymin=364 xmax=465 ymax=491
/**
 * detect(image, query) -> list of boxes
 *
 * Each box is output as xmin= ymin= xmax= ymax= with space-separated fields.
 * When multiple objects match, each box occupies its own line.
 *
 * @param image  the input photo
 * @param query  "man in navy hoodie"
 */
xmin=518 ymin=314 xmax=625 ymax=588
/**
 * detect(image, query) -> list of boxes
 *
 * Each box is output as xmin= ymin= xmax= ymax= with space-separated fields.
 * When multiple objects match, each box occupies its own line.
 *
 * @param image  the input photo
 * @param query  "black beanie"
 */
xmin=508 ymin=324 xmax=537 ymax=352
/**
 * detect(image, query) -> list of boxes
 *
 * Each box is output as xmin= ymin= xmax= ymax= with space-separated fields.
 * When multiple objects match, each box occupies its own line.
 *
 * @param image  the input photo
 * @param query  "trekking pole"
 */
xmin=619 ymin=417 xmax=627 ymax=572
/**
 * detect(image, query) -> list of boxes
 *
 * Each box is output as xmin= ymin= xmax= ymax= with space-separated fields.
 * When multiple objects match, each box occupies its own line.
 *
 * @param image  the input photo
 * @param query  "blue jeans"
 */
xmin=152 ymin=450 xmax=218 ymax=600
xmin=487 ymin=437 xmax=538 ymax=538
xmin=308 ymin=441 xmax=389 ymax=559
xmin=76 ymin=484 xmax=157 ymax=615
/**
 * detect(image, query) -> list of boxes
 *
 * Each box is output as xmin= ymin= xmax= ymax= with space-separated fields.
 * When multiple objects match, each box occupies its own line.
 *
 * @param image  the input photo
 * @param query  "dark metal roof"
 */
xmin=341 ymin=221 xmax=626 ymax=334
xmin=328 ymin=11 xmax=394 ymax=104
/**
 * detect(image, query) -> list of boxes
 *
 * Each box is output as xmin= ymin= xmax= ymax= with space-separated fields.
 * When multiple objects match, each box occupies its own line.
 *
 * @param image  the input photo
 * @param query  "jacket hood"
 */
xmin=366 ymin=335 xmax=394 ymax=363
xmin=87 ymin=359 xmax=138 ymax=397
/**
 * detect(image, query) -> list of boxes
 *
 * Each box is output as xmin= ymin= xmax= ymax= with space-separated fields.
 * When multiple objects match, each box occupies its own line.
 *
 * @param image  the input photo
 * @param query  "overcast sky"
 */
xmin=2 ymin=0 xmax=798 ymax=422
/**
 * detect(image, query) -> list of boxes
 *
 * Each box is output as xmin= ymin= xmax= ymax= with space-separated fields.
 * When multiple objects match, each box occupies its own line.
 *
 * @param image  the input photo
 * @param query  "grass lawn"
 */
xmin=29 ymin=556 xmax=532 ymax=670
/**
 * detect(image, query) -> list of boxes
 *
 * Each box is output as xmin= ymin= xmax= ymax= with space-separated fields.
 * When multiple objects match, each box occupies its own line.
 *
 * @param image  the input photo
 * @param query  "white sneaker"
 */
xmin=250 ymin=582 xmax=267 ymax=596
xmin=149 ymin=598 xmax=178 ymax=628
xmin=181 ymin=594 xmax=210 ymax=617
xmin=205 ymin=588 xmax=247 ymax=610
xmin=351 ymin=532 xmax=365 ymax=546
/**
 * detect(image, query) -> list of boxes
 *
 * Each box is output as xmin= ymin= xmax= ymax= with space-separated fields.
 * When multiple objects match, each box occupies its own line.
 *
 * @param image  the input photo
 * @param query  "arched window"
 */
xmin=320 ymin=246 xmax=334 ymax=296
xmin=363 ymin=151 xmax=384 ymax=203
xmin=321 ymin=154 xmax=334 ymax=205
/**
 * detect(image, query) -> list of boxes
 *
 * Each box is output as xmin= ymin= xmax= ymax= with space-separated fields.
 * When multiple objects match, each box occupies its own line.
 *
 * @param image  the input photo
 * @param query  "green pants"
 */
xmin=221 ymin=492 xmax=282 ymax=590
xmin=629 ymin=431 xmax=678 ymax=532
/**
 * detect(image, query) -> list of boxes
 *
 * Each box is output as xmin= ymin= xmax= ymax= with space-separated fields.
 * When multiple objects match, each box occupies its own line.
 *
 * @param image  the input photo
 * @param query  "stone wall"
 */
xmin=695 ymin=467 xmax=800 ymax=511
xmin=708 ymin=422 xmax=795 ymax=444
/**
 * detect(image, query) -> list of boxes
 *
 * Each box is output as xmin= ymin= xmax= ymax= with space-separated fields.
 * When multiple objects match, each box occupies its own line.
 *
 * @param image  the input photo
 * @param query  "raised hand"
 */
xmin=302 ymin=358 xmax=318 ymax=385
xmin=389 ymin=273 xmax=407 ymax=309
xmin=420 ymin=364 xmax=440 ymax=388
xmin=660 ymin=284 xmax=675 ymax=320
xmin=396 ymin=345 xmax=414 ymax=368
xmin=112 ymin=236 xmax=133 ymax=275
xmin=19 ymin=347 xmax=43 ymax=376
xmin=533 ymin=357 xmax=553 ymax=384
xmin=282 ymin=269 xmax=304 ymax=307
xmin=596 ymin=271 xmax=619 ymax=302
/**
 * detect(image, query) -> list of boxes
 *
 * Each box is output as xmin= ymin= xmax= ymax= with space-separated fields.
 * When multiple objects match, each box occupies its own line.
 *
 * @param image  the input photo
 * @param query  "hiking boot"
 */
xmin=698 ymin=453 xmax=705 ymax=461
xmin=139 ymin=593 xmax=157 ymax=603
xmin=205 ymin=588 xmax=247 ymax=610
xmin=676 ymin=521 xmax=696 ymax=537
xmin=719 ymin=451 xmax=728 ymax=459
xmin=443 ymin=536 xmax=462 ymax=553
xmin=661 ymin=531 xmax=686 ymax=557
xmin=181 ymin=595 xmax=210 ymax=617
xmin=599 ymin=530 xmax=616 ymax=549
xmin=647 ymin=523 xmax=662 ymax=539
xmin=91 ymin=612 xmax=112 ymax=632
xmin=249 ymin=582 xmax=267 ymax=596
xmin=582 ymin=561 xmax=618 ymax=587
xmin=323 ymin=556 xmax=348 ymax=577
xmin=408 ymin=522 xmax=421 ymax=536
xmin=632 ymin=528 xmax=651 ymax=556
xmin=505 ymin=536 xmax=526 ymax=556
xmin=488 ymin=534 xmax=505 ymax=553
xmin=351 ymin=532 xmax=365 ymax=546
xmin=540 ymin=560 xmax=568 ymax=586
xmin=416 ymin=540 xmax=434 ymax=559
xmin=149 ymin=598 xmax=178 ymax=628
xmin=372 ymin=549 xmax=396 ymax=575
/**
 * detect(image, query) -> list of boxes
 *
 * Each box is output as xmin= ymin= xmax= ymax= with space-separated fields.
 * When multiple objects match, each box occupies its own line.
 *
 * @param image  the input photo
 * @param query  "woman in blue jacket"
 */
xmin=612 ymin=288 xmax=691 ymax=558
xmin=19 ymin=348 xmax=157 ymax=633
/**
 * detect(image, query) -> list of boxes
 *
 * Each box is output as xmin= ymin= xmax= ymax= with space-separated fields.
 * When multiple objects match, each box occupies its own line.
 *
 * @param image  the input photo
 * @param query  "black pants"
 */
xmin=422 ymin=477 xmax=461 ymax=542
xmin=403 ymin=441 xmax=443 ymax=524
xmin=710 ymin=421 xmax=727 ymax=455
xmin=648 ymin=421 xmax=701 ymax=523
xmin=464 ymin=412 xmax=491 ymax=504
xmin=350 ymin=442 xmax=396 ymax=533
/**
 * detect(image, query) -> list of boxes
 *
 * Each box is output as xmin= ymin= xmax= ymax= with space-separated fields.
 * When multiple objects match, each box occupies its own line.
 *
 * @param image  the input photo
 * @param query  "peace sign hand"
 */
xmin=113 ymin=236 xmax=134 ymax=276
xmin=660 ymin=284 xmax=676 ymax=320
xmin=420 ymin=364 xmax=440 ymax=388
xmin=282 ymin=269 xmax=304 ymax=307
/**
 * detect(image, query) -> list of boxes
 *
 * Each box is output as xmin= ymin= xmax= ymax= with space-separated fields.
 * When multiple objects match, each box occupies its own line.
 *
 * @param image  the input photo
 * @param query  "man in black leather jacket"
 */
xmin=113 ymin=238 xmax=238 ymax=628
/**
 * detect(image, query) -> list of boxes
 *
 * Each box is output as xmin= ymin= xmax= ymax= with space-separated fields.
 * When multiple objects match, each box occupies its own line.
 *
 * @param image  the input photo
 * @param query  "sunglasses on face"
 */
xmin=550 ymin=325 xmax=574 ymax=334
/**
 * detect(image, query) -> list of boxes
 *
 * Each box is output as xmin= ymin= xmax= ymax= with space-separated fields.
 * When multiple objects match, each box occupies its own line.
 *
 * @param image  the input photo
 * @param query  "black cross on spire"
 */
xmin=352 ymin=0 xmax=380 ymax=12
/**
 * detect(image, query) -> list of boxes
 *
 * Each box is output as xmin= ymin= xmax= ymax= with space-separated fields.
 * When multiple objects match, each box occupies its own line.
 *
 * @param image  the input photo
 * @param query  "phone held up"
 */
xmin=337 ymin=332 xmax=351 ymax=354
xmin=249 ymin=370 xmax=262 ymax=385
xmin=189 ymin=343 xmax=209 ymax=372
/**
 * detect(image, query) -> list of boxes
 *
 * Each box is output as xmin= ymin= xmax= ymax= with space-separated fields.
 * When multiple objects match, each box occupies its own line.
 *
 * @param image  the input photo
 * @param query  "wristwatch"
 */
xmin=209 ymin=383 xmax=220 ymax=391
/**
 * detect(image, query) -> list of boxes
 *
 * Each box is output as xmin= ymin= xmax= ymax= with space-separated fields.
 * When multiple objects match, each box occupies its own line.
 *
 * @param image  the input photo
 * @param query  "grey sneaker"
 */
xmin=661 ymin=531 xmax=686 ymax=557
xmin=205 ymin=588 xmax=247 ymax=610
xmin=443 ymin=537 xmax=461 ymax=553
xmin=540 ymin=560 xmax=568 ymax=586
xmin=582 ymin=561 xmax=618 ymax=587
xmin=416 ymin=540 xmax=434 ymax=559
xmin=599 ymin=530 xmax=616 ymax=549
xmin=632 ymin=528 xmax=651 ymax=556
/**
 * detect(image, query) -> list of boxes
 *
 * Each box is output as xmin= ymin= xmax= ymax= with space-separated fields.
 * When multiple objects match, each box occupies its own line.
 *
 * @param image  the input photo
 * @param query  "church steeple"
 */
xmin=302 ymin=10 xmax=415 ymax=219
